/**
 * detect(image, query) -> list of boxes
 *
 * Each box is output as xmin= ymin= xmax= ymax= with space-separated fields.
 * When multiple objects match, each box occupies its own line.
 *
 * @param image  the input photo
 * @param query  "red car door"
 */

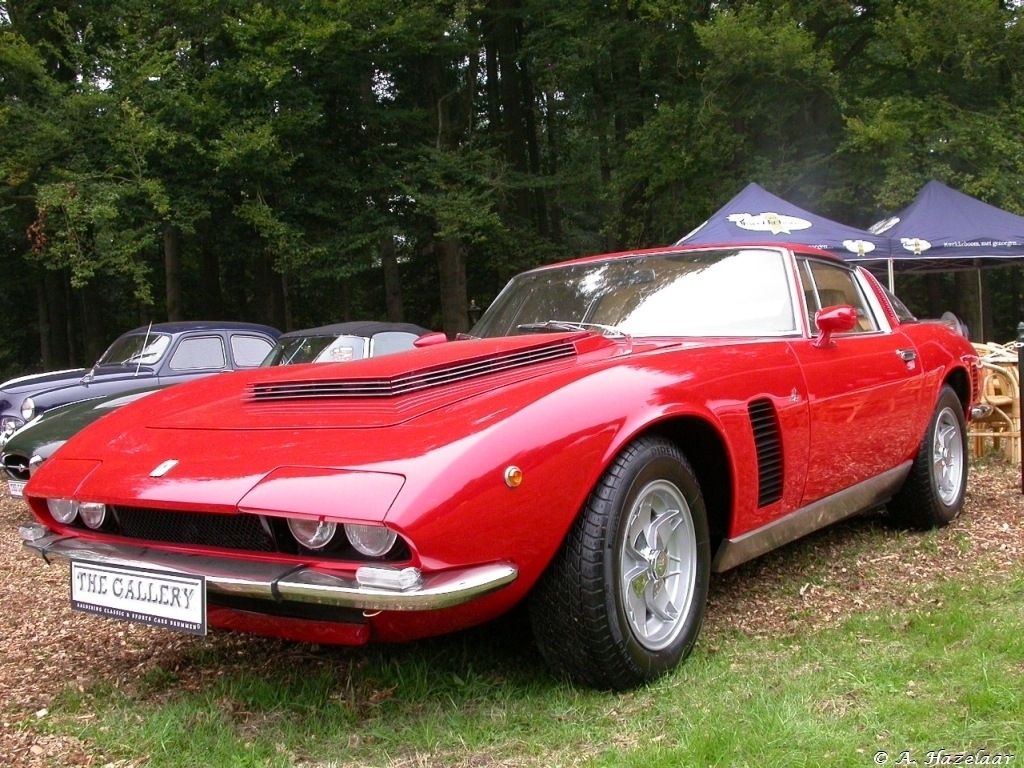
xmin=791 ymin=258 xmax=926 ymax=505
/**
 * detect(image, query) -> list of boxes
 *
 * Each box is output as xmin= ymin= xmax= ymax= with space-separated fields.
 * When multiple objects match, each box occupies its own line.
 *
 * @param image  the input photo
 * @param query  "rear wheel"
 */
xmin=529 ymin=436 xmax=711 ymax=690
xmin=889 ymin=385 xmax=968 ymax=528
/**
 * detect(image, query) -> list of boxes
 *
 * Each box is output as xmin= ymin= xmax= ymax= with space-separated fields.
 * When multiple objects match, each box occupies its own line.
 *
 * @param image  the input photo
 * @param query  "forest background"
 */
xmin=2 ymin=0 xmax=1024 ymax=378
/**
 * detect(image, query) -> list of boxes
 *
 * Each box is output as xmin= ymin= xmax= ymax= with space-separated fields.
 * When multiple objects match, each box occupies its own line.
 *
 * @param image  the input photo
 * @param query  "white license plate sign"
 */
xmin=70 ymin=560 xmax=207 ymax=636
xmin=7 ymin=480 xmax=25 ymax=498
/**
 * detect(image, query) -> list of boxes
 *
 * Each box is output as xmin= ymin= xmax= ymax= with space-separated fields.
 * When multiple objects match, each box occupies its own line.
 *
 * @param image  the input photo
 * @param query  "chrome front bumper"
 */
xmin=20 ymin=525 xmax=518 ymax=612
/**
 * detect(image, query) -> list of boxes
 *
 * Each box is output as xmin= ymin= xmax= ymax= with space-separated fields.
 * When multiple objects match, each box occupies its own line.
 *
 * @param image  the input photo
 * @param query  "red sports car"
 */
xmin=19 ymin=244 xmax=981 ymax=689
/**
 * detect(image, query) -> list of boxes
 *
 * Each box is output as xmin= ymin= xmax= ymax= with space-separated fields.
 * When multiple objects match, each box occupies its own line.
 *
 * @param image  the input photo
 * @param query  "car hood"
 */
xmin=0 ymin=368 xmax=88 ymax=396
xmin=25 ymin=332 xmax=697 ymax=512
xmin=4 ymin=389 xmax=163 ymax=459
xmin=145 ymin=332 xmax=630 ymax=431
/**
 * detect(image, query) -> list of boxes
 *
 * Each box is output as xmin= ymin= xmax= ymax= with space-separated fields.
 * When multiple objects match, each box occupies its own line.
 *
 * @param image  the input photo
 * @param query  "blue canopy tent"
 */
xmin=864 ymin=180 xmax=1024 ymax=272
xmin=675 ymin=182 xmax=891 ymax=258
xmin=851 ymin=180 xmax=1024 ymax=337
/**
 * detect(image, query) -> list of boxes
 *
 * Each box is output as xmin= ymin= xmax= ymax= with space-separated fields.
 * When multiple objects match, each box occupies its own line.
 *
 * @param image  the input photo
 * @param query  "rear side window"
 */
xmin=370 ymin=332 xmax=421 ymax=357
xmin=881 ymin=287 xmax=917 ymax=324
xmin=231 ymin=334 xmax=275 ymax=367
xmin=168 ymin=336 xmax=227 ymax=370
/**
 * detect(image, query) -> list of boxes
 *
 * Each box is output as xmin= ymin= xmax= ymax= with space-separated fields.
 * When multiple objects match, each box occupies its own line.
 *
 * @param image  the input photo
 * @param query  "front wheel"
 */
xmin=529 ymin=436 xmax=711 ymax=690
xmin=888 ymin=385 xmax=968 ymax=529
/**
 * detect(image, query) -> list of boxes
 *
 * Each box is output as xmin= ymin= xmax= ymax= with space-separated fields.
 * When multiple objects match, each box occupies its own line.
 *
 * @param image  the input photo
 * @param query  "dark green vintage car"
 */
xmin=2 ymin=389 xmax=161 ymax=497
xmin=2 ymin=321 xmax=432 ymax=498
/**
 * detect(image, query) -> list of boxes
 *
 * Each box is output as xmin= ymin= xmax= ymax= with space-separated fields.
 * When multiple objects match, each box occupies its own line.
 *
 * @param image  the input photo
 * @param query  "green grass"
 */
xmin=30 ymin=568 xmax=1023 ymax=768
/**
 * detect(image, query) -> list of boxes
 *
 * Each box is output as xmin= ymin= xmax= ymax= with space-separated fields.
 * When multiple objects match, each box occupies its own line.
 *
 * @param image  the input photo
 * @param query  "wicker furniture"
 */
xmin=970 ymin=342 xmax=1021 ymax=464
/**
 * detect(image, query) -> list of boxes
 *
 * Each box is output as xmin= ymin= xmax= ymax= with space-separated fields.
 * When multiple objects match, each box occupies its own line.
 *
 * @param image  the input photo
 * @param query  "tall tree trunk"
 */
xmin=252 ymin=251 xmax=287 ymax=329
xmin=438 ymin=237 xmax=468 ymax=337
xmin=593 ymin=82 xmax=617 ymax=252
xmin=281 ymin=271 xmax=292 ymax=331
xmin=36 ymin=277 xmax=52 ymax=369
xmin=199 ymin=237 xmax=224 ymax=318
xmin=423 ymin=48 xmax=471 ymax=338
xmin=164 ymin=223 xmax=183 ymax=321
xmin=925 ymin=274 xmax=943 ymax=317
xmin=543 ymin=89 xmax=562 ymax=244
xmin=78 ymin=281 xmax=106 ymax=363
xmin=43 ymin=270 xmax=71 ymax=366
xmin=954 ymin=271 xmax=982 ymax=342
xmin=62 ymin=272 xmax=78 ymax=365
xmin=485 ymin=0 xmax=534 ymax=223
xmin=1012 ymin=266 xmax=1022 ymax=328
xmin=381 ymin=233 xmax=404 ymax=322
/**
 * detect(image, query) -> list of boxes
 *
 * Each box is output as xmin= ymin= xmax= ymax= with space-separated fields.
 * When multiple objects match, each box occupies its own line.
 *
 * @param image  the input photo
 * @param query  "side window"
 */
xmin=231 ymin=334 xmax=275 ymax=368
xmin=313 ymin=335 xmax=367 ymax=362
xmin=881 ymin=287 xmax=917 ymax=324
xmin=799 ymin=259 xmax=878 ymax=335
xmin=370 ymin=332 xmax=420 ymax=357
xmin=168 ymin=336 xmax=227 ymax=371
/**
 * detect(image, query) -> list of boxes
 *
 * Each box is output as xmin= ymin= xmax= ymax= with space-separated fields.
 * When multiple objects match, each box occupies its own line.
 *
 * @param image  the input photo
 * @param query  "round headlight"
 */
xmin=1 ymin=417 xmax=20 ymax=438
xmin=20 ymin=397 xmax=36 ymax=422
xmin=47 ymin=498 xmax=79 ymax=524
xmin=286 ymin=517 xmax=338 ymax=550
xmin=79 ymin=502 xmax=108 ymax=530
xmin=344 ymin=524 xmax=398 ymax=558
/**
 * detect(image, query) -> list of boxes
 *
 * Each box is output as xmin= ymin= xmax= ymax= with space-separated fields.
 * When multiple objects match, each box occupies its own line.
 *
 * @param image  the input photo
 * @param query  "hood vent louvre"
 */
xmin=248 ymin=341 xmax=577 ymax=402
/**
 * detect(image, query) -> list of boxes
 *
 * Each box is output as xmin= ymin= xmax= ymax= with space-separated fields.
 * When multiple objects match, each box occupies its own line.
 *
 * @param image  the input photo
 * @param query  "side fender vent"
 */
xmin=748 ymin=399 xmax=784 ymax=507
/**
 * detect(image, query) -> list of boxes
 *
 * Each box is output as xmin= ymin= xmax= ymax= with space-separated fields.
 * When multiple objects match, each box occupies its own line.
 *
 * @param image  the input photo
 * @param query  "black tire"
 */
xmin=888 ymin=385 xmax=968 ymax=529
xmin=529 ymin=436 xmax=711 ymax=690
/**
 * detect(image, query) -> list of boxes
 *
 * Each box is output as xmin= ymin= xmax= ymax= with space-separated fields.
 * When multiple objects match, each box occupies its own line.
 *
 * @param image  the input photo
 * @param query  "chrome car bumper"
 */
xmin=20 ymin=524 xmax=518 ymax=612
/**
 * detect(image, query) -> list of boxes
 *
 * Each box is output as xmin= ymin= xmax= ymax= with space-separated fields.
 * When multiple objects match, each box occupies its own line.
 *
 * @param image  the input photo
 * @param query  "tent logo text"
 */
xmin=900 ymin=237 xmax=932 ymax=254
xmin=842 ymin=240 xmax=876 ymax=255
xmin=727 ymin=212 xmax=812 ymax=235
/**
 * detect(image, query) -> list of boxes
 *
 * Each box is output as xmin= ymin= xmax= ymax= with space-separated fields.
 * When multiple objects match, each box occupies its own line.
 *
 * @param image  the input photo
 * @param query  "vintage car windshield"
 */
xmin=262 ymin=335 xmax=367 ymax=366
xmin=95 ymin=333 xmax=172 ymax=366
xmin=261 ymin=331 xmax=423 ymax=366
xmin=473 ymin=247 xmax=798 ymax=338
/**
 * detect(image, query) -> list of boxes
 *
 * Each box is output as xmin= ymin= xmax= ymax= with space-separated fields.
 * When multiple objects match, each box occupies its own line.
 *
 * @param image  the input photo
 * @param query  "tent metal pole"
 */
xmin=1018 ymin=321 xmax=1023 ymax=492
xmin=976 ymin=263 xmax=984 ymax=340
xmin=888 ymin=259 xmax=894 ymax=292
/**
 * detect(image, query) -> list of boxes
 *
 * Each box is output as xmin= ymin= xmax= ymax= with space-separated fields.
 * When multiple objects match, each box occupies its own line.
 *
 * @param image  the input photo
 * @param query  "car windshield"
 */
xmin=471 ymin=247 xmax=798 ymax=338
xmin=95 ymin=333 xmax=172 ymax=366
xmin=261 ymin=335 xmax=367 ymax=366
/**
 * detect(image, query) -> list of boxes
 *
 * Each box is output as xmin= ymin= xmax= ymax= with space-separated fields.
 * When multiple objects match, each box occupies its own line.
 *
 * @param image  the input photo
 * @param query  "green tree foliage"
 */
xmin=1 ymin=0 xmax=1023 ymax=374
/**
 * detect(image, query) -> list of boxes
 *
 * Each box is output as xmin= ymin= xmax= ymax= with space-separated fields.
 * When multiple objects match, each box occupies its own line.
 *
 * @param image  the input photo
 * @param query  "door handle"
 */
xmin=896 ymin=348 xmax=917 ymax=362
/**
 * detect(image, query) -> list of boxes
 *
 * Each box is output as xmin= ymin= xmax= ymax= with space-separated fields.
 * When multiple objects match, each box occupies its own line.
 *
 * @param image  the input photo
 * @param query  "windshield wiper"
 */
xmin=516 ymin=320 xmax=627 ymax=338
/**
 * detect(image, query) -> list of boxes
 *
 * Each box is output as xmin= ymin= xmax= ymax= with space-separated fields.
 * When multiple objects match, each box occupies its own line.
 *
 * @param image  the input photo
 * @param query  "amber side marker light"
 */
xmin=504 ymin=466 xmax=523 ymax=488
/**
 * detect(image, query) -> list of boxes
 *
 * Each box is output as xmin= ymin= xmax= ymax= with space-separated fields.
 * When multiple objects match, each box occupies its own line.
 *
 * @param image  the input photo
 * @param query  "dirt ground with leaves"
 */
xmin=1 ymin=462 xmax=1021 ymax=767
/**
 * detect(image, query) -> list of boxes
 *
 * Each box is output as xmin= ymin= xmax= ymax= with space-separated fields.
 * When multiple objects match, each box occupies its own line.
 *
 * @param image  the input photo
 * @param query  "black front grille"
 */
xmin=98 ymin=506 xmax=409 ymax=562
xmin=2 ymin=453 xmax=31 ymax=482
xmin=113 ymin=507 xmax=277 ymax=552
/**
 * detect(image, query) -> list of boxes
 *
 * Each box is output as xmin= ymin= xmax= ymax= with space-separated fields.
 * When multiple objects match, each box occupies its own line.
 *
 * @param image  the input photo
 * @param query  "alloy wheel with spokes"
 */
xmin=889 ymin=385 xmax=968 ymax=529
xmin=931 ymin=406 xmax=965 ymax=507
xmin=529 ymin=436 xmax=710 ymax=690
xmin=619 ymin=479 xmax=698 ymax=651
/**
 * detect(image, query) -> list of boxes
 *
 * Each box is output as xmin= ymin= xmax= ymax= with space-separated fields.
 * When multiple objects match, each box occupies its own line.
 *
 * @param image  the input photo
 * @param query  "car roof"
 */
xmin=119 ymin=321 xmax=281 ymax=337
xmin=544 ymin=242 xmax=841 ymax=271
xmin=278 ymin=321 xmax=432 ymax=340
